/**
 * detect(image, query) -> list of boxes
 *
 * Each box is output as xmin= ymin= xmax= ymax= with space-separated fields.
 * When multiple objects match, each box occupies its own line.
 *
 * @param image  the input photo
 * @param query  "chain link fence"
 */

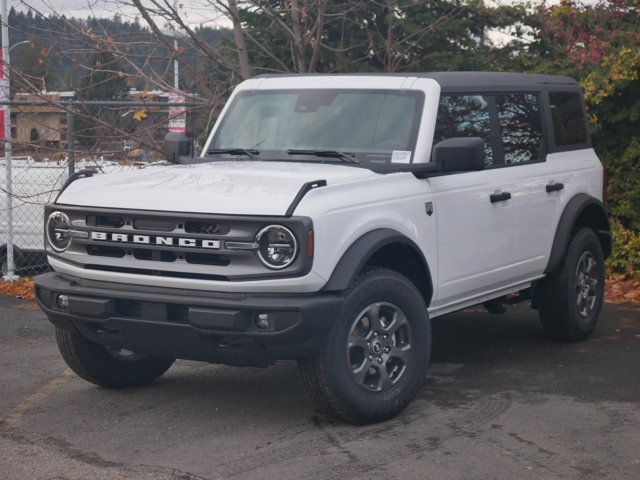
xmin=1 ymin=99 xmax=210 ymax=279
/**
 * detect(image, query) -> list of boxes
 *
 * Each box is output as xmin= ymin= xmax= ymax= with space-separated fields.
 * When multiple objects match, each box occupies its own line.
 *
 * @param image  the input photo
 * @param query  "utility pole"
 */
xmin=1 ymin=0 xmax=17 ymax=280
xmin=174 ymin=37 xmax=179 ymax=90
xmin=173 ymin=0 xmax=179 ymax=90
xmin=167 ymin=2 xmax=187 ymax=150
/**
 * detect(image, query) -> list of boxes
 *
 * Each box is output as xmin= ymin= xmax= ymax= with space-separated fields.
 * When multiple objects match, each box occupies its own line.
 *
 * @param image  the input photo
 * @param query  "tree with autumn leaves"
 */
xmin=509 ymin=0 xmax=640 ymax=278
xmin=516 ymin=0 xmax=640 ymax=228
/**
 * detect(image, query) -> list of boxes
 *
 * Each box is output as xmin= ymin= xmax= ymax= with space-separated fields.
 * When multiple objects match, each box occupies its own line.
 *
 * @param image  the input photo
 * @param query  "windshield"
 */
xmin=209 ymin=89 xmax=423 ymax=163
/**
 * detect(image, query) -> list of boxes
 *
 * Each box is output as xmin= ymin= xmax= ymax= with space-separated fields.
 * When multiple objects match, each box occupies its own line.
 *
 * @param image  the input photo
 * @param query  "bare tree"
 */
xmin=7 ymin=0 xmax=471 ymax=163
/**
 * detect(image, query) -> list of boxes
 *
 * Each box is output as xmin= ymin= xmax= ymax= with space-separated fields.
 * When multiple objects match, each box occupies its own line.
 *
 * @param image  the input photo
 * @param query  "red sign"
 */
xmin=168 ymin=91 xmax=186 ymax=134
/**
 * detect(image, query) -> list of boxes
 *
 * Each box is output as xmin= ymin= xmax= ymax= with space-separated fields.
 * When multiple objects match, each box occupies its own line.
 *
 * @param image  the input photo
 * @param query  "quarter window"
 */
xmin=434 ymin=95 xmax=494 ymax=166
xmin=496 ymin=93 xmax=544 ymax=165
xmin=549 ymin=91 xmax=588 ymax=147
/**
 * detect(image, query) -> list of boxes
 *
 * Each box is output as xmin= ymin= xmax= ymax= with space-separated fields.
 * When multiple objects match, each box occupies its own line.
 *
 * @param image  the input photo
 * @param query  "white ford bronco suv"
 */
xmin=35 ymin=72 xmax=611 ymax=424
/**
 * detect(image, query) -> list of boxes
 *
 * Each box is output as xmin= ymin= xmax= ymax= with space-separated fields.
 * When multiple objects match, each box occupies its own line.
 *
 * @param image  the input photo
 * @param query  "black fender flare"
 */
xmin=545 ymin=193 xmax=611 ymax=274
xmin=322 ymin=228 xmax=433 ymax=296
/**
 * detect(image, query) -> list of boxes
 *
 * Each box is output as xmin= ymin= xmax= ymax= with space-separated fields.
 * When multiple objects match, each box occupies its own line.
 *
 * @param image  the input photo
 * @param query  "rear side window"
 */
xmin=549 ymin=91 xmax=587 ymax=147
xmin=434 ymin=95 xmax=494 ymax=166
xmin=496 ymin=93 xmax=544 ymax=164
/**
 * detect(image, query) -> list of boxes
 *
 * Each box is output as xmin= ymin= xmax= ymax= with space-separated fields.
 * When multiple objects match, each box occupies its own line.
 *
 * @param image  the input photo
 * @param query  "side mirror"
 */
xmin=164 ymin=132 xmax=191 ymax=162
xmin=432 ymin=137 xmax=485 ymax=172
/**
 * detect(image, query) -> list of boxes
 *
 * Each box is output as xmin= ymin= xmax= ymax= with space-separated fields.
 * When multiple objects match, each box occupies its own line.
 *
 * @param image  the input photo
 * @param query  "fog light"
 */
xmin=57 ymin=294 xmax=69 ymax=309
xmin=255 ymin=313 xmax=273 ymax=330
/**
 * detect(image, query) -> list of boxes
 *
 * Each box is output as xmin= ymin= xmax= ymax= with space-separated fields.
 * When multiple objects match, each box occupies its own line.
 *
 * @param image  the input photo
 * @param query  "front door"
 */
xmin=427 ymin=94 xmax=519 ymax=309
xmin=428 ymin=168 xmax=517 ymax=308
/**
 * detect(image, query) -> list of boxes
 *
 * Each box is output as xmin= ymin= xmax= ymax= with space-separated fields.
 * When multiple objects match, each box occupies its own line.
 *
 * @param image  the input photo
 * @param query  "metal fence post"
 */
xmin=2 ymin=126 xmax=15 ymax=280
xmin=67 ymin=108 xmax=75 ymax=175
xmin=2 ymin=0 xmax=17 ymax=280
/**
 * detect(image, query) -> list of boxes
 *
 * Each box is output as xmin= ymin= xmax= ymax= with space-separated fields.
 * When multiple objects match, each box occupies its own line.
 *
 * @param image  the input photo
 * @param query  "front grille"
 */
xmin=87 ymin=245 xmax=125 ymax=258
xmin=132 ymin=248 xmax=178 ymax=262
xmin=48 ymin=205 xmax=312 ymax=281
xmin=87 ymin=214 xmax=125 ymax=229
xmin=62 ymin=209 xmax=248 ymax=279
xmin=184 ymin=252 xmax=230 ymax=266
xmin=132 ymin=218 xmax=175 ymax=231
xmin=185 ymin=221 xmax=230 ymax=235
xmin=85 ymin=235 xmax=229 ymax=266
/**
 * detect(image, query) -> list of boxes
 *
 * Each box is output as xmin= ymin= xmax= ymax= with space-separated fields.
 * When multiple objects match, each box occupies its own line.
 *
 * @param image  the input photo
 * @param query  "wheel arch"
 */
xmin=322 ymin=228 xmax=433 ymax=306
xmin=545 ymin=193 xmax=611 ymax=274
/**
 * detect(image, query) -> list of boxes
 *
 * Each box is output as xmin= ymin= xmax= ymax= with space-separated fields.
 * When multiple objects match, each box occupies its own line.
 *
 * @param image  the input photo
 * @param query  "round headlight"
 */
xmin=46 ymin=211 xmax=72 ymax=252
xmin=255 ymin=225 xmax=298 ymax=270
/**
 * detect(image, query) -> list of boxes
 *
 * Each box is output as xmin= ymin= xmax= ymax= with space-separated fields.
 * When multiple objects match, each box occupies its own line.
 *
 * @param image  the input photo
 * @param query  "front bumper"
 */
xmin=35 ymin=272 xmax=344 ymax=367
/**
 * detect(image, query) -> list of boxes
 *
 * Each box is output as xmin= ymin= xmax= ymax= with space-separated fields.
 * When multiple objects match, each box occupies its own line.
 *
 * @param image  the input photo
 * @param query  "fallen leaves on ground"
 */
xmin=0 ymin=273 xmax=638 ymax=305
xmin=605 ymin=273 xmax=640 ymax=305
xmin=0 ymin=278 xmax=35 ymax=300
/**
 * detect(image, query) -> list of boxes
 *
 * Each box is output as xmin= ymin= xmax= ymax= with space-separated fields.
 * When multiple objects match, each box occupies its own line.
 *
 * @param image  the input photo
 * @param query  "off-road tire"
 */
xmin=537 ymin=228 xmax=605 ymax=341
xmin=56 ymin=327 xmax=174 ymax=388
xmin=297 ymin=267 xmax=431 ymax=424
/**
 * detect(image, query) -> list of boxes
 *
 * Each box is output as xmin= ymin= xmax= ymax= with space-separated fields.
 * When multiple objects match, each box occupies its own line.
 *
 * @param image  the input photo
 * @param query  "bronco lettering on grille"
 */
xmin=90 ymin=231 xmax=221 ymax=249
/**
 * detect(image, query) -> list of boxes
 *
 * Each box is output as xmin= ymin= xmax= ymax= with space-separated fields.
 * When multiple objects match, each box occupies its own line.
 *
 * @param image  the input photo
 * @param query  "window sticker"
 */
xmin=391 ymin=150 xmax=412 ymax=163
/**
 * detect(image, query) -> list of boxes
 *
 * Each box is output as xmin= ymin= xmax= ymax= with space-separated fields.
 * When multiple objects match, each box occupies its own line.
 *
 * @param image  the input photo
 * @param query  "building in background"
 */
xmin=12 ymin=91 xmax=74 ymax=156
xmin=10 ymin=89 xmax=194 ymax=159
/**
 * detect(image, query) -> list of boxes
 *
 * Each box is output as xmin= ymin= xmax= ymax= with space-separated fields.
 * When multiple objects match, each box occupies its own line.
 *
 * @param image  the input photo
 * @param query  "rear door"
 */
xmin=492 ymin=90 xmax=593 ymax=281
xmin=491 ymin=92 xmax=555 ymax=279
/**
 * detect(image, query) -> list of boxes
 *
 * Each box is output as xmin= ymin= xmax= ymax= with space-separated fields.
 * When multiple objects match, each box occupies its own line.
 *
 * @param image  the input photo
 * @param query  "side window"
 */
xmin=549 ymin=91 xmax=588 ymax=147
xmin=434 ymin=95 xmax=494 ymax=166
xmin=496 ymin=93 xmax=544 ymax=165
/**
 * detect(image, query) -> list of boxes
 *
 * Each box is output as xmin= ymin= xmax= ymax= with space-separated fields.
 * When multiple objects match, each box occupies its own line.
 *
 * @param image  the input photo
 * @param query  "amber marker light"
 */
xmin=307 ymin=230 xmax=314 ymax=258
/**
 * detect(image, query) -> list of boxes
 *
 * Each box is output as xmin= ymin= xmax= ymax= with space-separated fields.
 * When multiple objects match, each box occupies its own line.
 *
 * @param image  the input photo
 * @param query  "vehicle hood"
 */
xmin=56 ymin=161 xmax=380 ymax=216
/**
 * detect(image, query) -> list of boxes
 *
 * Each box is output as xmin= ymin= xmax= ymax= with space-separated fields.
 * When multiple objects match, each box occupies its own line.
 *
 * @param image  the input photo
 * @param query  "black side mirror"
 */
xmin=164 ymin=132 xmax=191 ymax=162
xmin=432 ymin=137 xmax=485 ymax=172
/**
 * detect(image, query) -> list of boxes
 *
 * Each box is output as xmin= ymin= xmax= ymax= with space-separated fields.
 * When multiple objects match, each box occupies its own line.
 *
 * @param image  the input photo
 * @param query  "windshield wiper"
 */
xmin=207 ymin=148 xmax=260 ymax=161
xmin=286 ymin=149 xmax=359 ymax=164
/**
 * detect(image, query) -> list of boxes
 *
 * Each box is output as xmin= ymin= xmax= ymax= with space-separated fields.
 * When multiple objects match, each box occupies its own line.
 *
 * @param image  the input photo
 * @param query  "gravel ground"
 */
xmin=1 ymin=295 xmax=639 ymax=480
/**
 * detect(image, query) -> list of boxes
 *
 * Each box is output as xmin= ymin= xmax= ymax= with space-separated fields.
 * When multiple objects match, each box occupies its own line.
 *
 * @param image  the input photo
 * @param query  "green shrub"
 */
xmin=607 ymin=220 xmax=640 ymax=278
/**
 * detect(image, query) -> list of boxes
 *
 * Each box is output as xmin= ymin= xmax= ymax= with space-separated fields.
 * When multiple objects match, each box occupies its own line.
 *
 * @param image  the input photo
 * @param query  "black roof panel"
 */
xmin=256 ymin=71 xmax=578 ymax=91
xmin=413 ymin=71 xmax=577 ymax=87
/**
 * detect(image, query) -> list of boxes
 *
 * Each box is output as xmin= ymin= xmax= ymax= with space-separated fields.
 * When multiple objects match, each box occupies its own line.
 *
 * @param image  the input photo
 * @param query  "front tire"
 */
xmin=297 ymin=267 xmax=431 ymax=424
xmin=537 ymin=228 xmax=605 ymax=341
xmin=56 ymin=327 xmax=174 ymax=388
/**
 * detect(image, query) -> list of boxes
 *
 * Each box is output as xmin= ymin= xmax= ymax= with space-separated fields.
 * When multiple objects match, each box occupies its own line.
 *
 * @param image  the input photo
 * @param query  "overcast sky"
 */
xmin=17 ymin=0 xmax=600 ymax=28
xmin=16 ymin=0 xmax=228 ymax=27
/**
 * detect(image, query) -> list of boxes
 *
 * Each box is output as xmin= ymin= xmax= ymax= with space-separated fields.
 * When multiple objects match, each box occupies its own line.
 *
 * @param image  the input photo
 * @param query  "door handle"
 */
xmin=490 ymin=191 xmax=511 ymax=203
xmin=546 ymin=182 xmax=564 ymax=193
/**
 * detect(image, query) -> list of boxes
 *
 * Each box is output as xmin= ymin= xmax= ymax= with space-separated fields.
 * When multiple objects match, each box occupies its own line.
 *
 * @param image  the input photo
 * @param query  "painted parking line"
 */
xmin=2 ymin=369 xmax=74 ymax=426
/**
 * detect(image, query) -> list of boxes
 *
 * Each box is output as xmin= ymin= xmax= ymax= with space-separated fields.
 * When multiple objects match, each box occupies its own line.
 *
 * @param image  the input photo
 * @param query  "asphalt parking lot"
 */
xmin=1 ymin=296 xmax=638 ymax=480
